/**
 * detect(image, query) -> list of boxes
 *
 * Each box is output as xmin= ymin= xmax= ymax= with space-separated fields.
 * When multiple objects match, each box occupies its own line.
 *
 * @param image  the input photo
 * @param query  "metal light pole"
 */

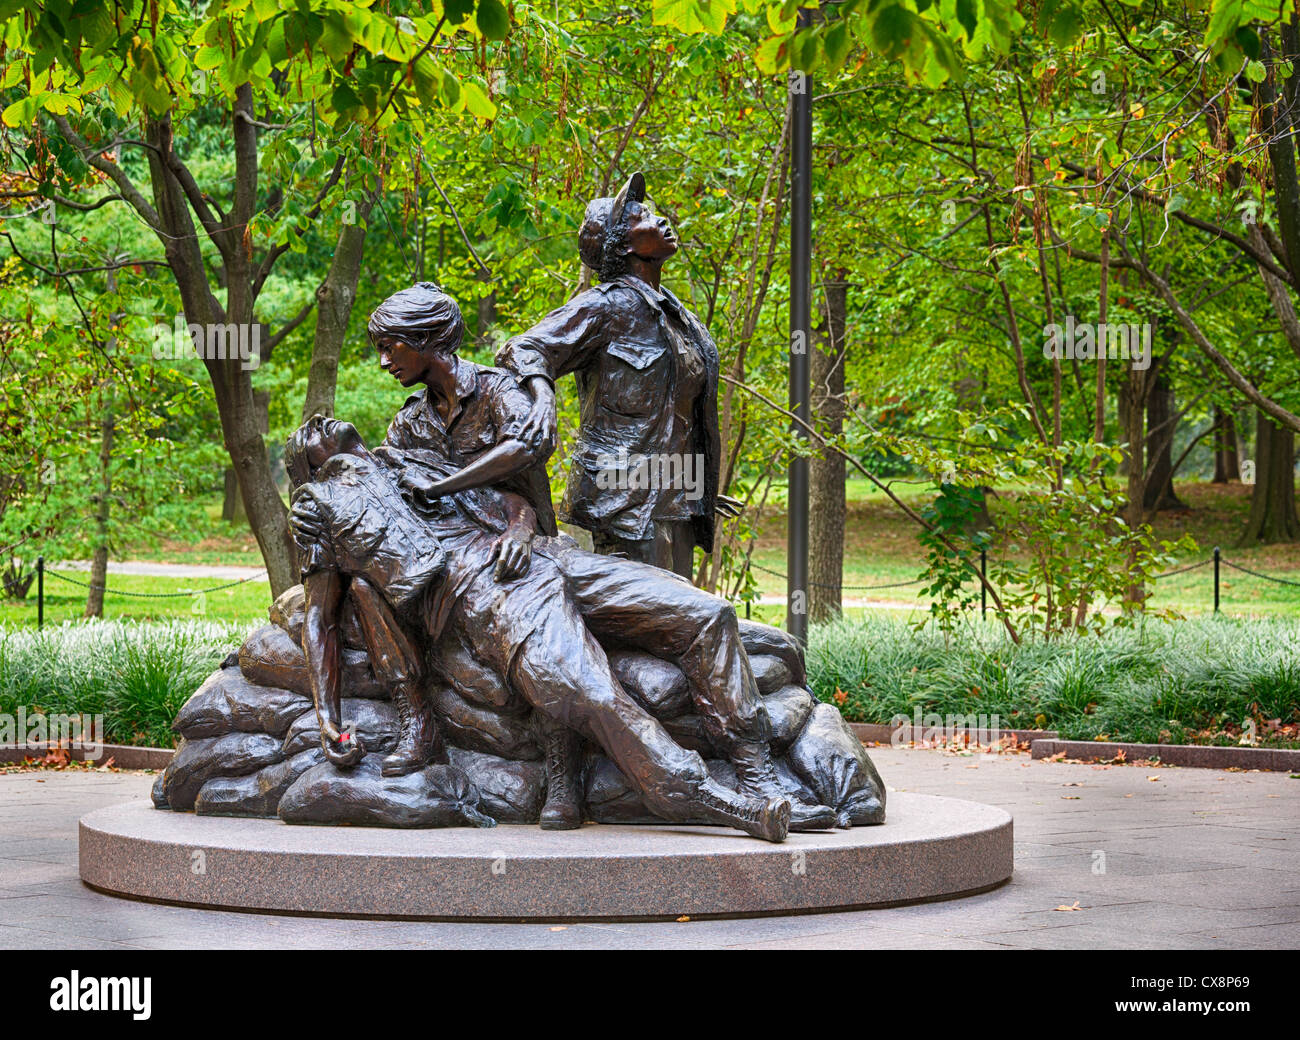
xmin=786 ymin=23 xmax=812 ymax=643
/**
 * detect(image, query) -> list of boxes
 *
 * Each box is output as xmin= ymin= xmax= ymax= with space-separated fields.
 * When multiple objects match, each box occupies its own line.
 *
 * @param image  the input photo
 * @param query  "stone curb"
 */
xmin=0 ymin=743 xmax=174 ymax=770
xmin=1030 ymin=739 xmax=1300 ymax=772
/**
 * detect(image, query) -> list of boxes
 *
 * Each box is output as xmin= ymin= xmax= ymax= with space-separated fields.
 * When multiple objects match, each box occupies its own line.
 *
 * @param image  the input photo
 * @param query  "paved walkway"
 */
xmin=0 ymin=748 xmax=1295 ymax=949
xmin=54 ymin=561 xmax=268 ymax=580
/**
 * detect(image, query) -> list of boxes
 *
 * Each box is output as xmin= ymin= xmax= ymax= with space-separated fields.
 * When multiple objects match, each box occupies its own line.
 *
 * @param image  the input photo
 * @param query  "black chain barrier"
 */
xmin=747 ymin=560 xmax=925 ymax=591
xmin=738 ymin=546 xmax=1297 ymax=617
xmin=1150 ymin=559 xmax=1214 ymax=579
xmin=44 ymin=568 xmax=267 ymax=597
xmin=30 ymin=558 xmax=267 ymax=628
xmin=1221 ymin=558 xmax=1300 ymax=588
xmin=15 ymin=544 xmax=1297 ymax=629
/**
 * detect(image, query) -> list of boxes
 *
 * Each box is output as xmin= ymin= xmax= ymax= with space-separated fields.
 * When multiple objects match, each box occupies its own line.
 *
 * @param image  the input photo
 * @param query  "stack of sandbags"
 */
xmin=153 ymin=586 xmax=885 ymax=829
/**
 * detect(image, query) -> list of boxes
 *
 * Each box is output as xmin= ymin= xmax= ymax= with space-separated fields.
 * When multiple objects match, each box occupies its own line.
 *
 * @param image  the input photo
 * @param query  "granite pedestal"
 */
xmin=79 ymin=792 xmax=1011 ymax=920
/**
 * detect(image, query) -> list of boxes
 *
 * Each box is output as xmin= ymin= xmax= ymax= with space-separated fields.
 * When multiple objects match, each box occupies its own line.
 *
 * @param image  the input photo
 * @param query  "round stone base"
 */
xmin=79 ymin=793 xmax=1012 ymax=920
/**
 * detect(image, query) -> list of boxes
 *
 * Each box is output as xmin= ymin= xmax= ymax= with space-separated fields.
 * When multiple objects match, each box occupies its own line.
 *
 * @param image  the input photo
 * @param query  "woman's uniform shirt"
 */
xmin=496 ymin=274 xmax=721 ymax=551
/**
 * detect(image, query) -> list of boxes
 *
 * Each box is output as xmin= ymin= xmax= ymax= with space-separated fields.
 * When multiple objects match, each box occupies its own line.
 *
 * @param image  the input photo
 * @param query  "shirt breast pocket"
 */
xmin=456 ymin=424 xmax=497 ymax=460
xmin=600 ymin=340 xmax=667 ymax=417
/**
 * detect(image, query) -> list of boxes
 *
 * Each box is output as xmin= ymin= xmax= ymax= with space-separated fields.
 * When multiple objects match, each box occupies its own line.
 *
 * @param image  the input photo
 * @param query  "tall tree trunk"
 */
xmin=1212 ymin=406 xmax=1241 ymax=482
xmin=222 ymin=390 xmax=271 ymax=523
xmin=302 ymin=195 xmax=376 ymax=421
xmin=809 ymin=272 xmax=848 ymax=624
xmin=476 ymin=266 xmax=497 ymax=348
xmin=1142 ymin=360 xmax=1185 ymax=512
xmin=1120 ymin=366 xmax=1151 ymax=606
xmin=214 ymin=376 xmax=295 ymax=595
xmin=1240 ymin=410 xmax=1300 ymax=544
xmin=86 ymin=283 xmax=119 ymax=619
xmin=140 ymin=108 xmax=297 ymax=596
xmin=222 ymin=468 xmax=246 ymax=524
xmin=222 ymin=388 xmax=271 ymax=512
xmin=85 ymin=380 xmax=114 ymax=619
xmin=1093 ymin=232 xmax=1109 ymax=448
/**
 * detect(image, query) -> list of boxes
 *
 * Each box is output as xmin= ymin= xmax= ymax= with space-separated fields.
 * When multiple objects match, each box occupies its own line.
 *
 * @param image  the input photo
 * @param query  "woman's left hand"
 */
xmin=399 ymin=468 xmax=447 ymax=509
xmin=492 ymin=527 xmax=534 ymax=581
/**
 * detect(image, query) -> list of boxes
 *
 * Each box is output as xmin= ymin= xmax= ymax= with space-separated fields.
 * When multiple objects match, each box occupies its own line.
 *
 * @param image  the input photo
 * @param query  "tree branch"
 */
xmin=49 ymin=115 xmax=163 ymax=232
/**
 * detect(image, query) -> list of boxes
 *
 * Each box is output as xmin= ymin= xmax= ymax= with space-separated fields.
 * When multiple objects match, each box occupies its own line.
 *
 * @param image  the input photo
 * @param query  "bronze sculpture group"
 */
xmin=154 ymin=174 xmax=885 ymax=843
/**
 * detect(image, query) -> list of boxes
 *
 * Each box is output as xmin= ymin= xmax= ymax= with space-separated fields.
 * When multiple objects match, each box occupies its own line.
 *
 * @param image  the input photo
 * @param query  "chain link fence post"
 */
xmin=1213 ymin=546 xmax=1220 ymax=614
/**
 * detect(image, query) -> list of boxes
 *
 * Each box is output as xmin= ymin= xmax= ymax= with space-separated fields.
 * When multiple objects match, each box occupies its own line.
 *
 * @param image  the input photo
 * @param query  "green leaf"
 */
xmin=41 ymin=92 xmax=81 ymax=115
xmin=954 ymin=0 xmax=977 ymax=39
xmin=1235 ymin=23 xmax=1261 ymax=59
xmin=444 ymin=0 xmax=476 ymax=26
xmin=871 ymin=4 xmax=916 ymax=60
xmin=79 ymin=60 xmax=117 ymax=92
xmin=653 ymin=0 xmax=736 ymax=35
xmin=823 ymin=19 xmax=852 ymax=68
xmin=106 ymin=75 xmax=133 ymax=116
xmin=1 ymin=94 xmax=38 ymax=127
xmin=1047 ymin=1 xmax=1084 ymax=47
xmin=412 ymin=53 xmax=440 ymax=106
xmin=194 ymin=45 xmax=225 ymax=70
xmin=754 ymin=33 xmax=787 ymax=75
xmin=766 ymin=3 xmax=796 ymax=34
xmin=330 ymin=82 xmax=361 ymax=116
xmin=320 ymin=13 xmax=354 ymax=62
xmin=440 ymin=66 xmax=462 ymax=108
xmin=476 ymin=0 xmax=510 ymax=40
xmin=1203 ymin=0 xmax=1243 ymax=51
xmin=462 ymin=79 xmax=497 ymax=120
xmin=792 ymin=26 xmax=820 ymax=71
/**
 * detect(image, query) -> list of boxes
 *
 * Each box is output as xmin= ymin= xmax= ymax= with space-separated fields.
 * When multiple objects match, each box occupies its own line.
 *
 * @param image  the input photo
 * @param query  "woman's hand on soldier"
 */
xmin=519 ymin=381 xmax=557 ymax=457
xmin=491 ymin=527 xmax=534 ymax=582
xmin=398 ymin=467 xmax=447 ymax=509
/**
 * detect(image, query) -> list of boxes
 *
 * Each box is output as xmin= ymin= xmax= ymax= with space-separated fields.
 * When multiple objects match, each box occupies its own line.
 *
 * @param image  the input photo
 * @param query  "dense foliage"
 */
xmin=0 ymin=1 xmax=1297 ymax=643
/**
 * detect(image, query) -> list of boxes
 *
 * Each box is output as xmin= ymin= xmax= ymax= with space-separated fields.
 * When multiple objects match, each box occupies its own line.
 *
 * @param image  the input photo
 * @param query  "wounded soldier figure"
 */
xmin=285 ymin=415 xmax=842 ymax=842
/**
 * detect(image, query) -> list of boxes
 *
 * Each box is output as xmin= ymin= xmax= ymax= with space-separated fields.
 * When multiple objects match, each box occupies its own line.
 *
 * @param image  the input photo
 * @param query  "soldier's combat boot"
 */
xmin=690 ymin=776 xmax=791 ymax=843
xmin=539 ymin=723 xmax=583 ymax=830
xmin=730 ymin=739 xmax=837 ymax=832
xmin=381 ymin=681 xmax=440 ymax=777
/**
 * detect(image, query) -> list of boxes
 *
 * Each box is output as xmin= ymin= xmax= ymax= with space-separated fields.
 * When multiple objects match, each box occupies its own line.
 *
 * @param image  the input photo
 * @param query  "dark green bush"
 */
xmin=808 ymin=615 xmax=1300 ymax=746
